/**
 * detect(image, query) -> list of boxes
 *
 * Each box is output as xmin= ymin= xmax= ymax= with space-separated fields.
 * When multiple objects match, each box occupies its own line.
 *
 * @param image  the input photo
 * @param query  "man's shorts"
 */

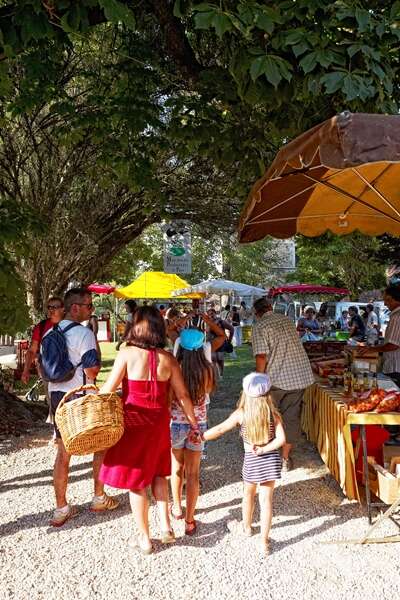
xmin=170 ymin=422 xmax=207 ymax=452
xmin=269 ymin=387 xmax=305 ymax=444
xmin=50 ymin=391 xmax=66 ymax=438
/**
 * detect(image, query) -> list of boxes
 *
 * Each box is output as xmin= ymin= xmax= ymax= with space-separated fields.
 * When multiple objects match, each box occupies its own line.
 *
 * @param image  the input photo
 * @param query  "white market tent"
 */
xmin=172 ymin=278 xmax=266 ymax=297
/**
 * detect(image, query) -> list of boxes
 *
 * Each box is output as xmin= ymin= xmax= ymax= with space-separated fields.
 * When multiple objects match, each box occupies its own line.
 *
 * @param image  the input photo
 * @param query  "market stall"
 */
xmin=238 ymin=112 xmax=400 ymax=529
xmin=302 ymin=381 xmax=400 ymax=520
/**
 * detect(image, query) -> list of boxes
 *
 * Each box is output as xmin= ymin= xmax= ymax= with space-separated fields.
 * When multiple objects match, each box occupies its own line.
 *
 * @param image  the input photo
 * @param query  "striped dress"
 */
xmin=241 ymin=419 xmax=282 ymax=483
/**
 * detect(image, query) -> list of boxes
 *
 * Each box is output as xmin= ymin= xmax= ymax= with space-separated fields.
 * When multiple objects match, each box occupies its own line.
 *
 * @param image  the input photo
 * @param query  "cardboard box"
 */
xmin=383 ymin=444 xmax=400 ymax=465
xmin=367 ymin=457 xmax=400 ymax=504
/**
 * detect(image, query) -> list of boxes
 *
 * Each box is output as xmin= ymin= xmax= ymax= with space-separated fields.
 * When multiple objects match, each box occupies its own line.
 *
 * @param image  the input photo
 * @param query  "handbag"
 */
xmin=219 ymin=339 xmax=234 ymax=354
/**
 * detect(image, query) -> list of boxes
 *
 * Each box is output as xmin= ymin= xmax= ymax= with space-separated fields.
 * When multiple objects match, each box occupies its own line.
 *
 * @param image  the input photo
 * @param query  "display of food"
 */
xmin=347 ymin=389 xmax=400 ymax=414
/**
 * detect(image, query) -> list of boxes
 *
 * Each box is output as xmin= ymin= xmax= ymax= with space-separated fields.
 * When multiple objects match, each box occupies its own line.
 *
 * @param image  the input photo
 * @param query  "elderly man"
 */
xmin=251 ymin=297 xmax=314 ymax=471
xmin=49 ymin=287 xmax=119 ymax=526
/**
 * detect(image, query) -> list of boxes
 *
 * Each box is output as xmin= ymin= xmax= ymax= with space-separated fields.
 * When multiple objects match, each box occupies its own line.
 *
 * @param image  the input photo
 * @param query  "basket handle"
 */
xmin=56 ymin=384 xmax=99 ymax=412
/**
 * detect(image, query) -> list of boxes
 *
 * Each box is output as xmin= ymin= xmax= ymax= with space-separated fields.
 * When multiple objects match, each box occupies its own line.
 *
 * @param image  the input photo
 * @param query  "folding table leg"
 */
xmin=360 ymin=425 xmax=373 ymax=524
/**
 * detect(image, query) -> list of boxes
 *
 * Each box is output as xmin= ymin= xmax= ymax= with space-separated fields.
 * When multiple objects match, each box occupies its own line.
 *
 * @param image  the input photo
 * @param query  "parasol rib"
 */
xmin=248 ymin=212 xmax=393 ymax=225
xmin=303 ymin=174 xmax=400 ymax=225
xmin=351 ymin=167 xmax=400 ymax=219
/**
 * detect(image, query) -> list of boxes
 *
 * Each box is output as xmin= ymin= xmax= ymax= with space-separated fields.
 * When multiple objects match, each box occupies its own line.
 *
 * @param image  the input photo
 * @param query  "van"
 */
xmin=325 ymin=301 xmax=386 ymax=331
xmin=273 ymin=300 xmax=318 ymax=323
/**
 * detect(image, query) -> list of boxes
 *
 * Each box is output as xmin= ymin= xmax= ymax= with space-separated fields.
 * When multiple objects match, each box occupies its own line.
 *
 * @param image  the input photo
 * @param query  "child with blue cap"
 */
xmin=203 ymin=372 xmax=286 ymax=556
xmin=170 ymin=316 xmax=225 ymax=535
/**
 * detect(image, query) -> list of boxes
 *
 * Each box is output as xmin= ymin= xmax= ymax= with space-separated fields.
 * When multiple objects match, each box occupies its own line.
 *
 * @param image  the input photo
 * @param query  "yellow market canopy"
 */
xmin=114 ymin=272 xmax=204 ymax=300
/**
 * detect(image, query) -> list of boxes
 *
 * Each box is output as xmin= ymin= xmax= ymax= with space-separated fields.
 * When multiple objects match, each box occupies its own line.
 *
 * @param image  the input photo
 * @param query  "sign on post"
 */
xmin=162 ymin=220 xmax=192 ymax=274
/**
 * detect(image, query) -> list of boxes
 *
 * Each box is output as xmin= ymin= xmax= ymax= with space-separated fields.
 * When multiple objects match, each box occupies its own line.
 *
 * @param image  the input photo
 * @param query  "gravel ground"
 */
xmin=1 ymin=398 xmax=400 ymax=600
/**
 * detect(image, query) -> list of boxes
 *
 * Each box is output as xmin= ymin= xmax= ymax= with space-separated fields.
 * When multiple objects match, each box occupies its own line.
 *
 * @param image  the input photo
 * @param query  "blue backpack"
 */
xmin=40 ymin=322 xmax=82 ymax=383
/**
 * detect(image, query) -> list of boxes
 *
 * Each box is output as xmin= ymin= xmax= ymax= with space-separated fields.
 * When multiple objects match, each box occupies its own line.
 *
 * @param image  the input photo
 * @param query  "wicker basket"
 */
xmin=55 ymin=384 xmax=124 ymax=455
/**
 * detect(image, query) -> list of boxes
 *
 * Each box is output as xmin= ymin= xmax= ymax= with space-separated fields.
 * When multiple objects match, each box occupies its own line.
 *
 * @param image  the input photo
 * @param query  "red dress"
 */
xmin=100 ymin=349 xmax=171 ymax=490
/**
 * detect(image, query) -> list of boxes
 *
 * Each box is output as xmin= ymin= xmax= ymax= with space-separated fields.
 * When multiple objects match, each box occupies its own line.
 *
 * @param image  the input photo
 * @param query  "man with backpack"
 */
xmin=47 ymin=287 xmax=119 ymax=527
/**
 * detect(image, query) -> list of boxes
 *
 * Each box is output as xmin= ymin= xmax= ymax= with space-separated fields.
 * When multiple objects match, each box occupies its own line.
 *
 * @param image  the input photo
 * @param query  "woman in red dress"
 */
xmin=99 ymin=306 xmax=200 ymax=554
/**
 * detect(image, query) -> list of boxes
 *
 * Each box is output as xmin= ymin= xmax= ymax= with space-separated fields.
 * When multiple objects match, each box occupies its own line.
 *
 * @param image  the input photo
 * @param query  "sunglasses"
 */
xmin=47 ymin=305 xmax=63 ymax=310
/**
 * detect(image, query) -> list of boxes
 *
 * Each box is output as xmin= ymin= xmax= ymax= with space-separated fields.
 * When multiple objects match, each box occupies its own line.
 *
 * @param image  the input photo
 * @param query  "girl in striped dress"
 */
xmin=203 ymin=372 xmax=285 ymax=555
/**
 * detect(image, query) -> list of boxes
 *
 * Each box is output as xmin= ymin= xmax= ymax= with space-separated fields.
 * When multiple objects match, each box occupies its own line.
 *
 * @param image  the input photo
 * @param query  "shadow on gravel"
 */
xmin=0 ymin=460 xmax=93 ymax=492
xmin=0 ymin=493 xmax=129 ymax=538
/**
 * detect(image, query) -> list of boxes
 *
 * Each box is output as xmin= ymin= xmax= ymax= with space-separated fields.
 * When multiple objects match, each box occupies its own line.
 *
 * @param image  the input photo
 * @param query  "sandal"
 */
xmin=50 ymin=505 xmax=78 ymax=527
xmin=185 ymin=520 xmax=197 ymax=536
xmin=160 ymin=530 xmax=176 ymax=544
xmin=129 ymin=536 xmax=153 ymax=555
xmin=169 ymin=502 xmax=184 ymax=520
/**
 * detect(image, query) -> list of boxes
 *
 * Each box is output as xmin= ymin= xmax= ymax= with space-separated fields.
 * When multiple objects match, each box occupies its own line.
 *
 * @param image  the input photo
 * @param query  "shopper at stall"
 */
xmin=251 ymin=297 xmax=314 ymax=472
xmin=231 ymin=306 xmax=242 ymax=348
xmin=316 ymin=302 xmax=330 ymax=334
xmin=348 ymin=306 xmax=366 ymax=342
xmin=365 ymin=304 xmax=379 ymax=345
xmin=206 ymin=308 xmax=234 ymax=377
xmin=116 ymin=299 xmax=137 ymax=350
xmin=336 ymin=310 xmax=349 ymax=331
xmin=239 ymin=301 xmax=253 ymax=325
xmin=296 ymin=306 xmax=320 ymax=336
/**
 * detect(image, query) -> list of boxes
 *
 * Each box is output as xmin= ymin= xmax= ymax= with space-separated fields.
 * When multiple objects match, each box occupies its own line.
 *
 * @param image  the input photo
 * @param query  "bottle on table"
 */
xmin=371 ymin=372 xmax=378 ymax=390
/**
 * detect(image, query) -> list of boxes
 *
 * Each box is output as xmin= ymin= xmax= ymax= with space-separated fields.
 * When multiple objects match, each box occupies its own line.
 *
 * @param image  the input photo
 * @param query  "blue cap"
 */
xmin=180 ymin=328 xmax=205 ymax=351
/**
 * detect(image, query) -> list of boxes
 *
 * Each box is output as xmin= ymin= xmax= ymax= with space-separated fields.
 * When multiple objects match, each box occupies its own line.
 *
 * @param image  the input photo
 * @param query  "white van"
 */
xmin=273 ymin=300 xmax=318 ymax=323
xmin=325 ymin=301 xmax=386 ymax=331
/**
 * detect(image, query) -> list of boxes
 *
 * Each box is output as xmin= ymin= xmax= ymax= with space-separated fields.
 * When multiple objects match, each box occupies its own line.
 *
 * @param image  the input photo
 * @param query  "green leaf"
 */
xmin=315 ymin=49 xmax=335 ymax=68
xmin=250 ymin=55 xmax=267 ymax=82
xmin=355 ymin=8 xmax=370 ymax=32
xmin=194 ymin=3 xmax=216 ymax=12
xmin=343 ymin=74 xmax=360 ymax=101
xmin=263 ymin=56 xmax=282 ymax=88
xmin=376 ymin=20 xmax=385 ymax=38
xmin=194 ymin=10 xmax=214 ymax=29
xmin=98 ymin=0 xmax=136 ymax=29
xmin=320 ymin=71 xmax=346 ymax=94
xmin=292 ymin=41 xmax=309 ymax=57
xmin=284 ymin=30 xmax=305 ymax=46
xmin=255 ymin=12 xmax=274 ymax=34
xmin=212 ymin=13 xmax=232 ymax=37
xmin=299 ymin=51 xmax=317 ymax=74
xmin=371 ymin=62 xmax=385 ymax=79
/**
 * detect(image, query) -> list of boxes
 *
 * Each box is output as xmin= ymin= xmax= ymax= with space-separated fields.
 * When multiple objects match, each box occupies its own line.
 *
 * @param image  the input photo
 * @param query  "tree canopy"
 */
xmin=0 ymin=1 xmax=399 ymax=329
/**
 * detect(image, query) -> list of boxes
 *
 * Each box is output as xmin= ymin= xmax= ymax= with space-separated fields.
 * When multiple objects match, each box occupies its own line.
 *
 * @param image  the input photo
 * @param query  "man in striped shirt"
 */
xmin=251 ymin=297 xmax=314 ymax=472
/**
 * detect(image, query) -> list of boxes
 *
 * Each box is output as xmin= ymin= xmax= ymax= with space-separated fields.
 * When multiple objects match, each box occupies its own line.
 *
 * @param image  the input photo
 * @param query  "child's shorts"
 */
xmin=170 ymin=422 xmax=207 ymax=452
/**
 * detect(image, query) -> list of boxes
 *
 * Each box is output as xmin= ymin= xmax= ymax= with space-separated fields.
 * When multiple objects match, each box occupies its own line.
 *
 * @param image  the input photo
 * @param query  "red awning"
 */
xmin=87 ymin=283 xmax=116 ymax=294
xmin=268 ymin=284 xmax=350 ymax=298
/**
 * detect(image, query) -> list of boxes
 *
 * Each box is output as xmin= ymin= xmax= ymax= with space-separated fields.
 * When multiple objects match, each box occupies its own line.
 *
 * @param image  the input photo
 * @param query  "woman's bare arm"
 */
xmin=99 ymin=350 xmax=127 ymax=392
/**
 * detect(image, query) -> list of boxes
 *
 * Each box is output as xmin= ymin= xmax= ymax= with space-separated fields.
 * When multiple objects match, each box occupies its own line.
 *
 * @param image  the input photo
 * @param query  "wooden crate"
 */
xmin=367 ymin=458 xmax=400 ymax=504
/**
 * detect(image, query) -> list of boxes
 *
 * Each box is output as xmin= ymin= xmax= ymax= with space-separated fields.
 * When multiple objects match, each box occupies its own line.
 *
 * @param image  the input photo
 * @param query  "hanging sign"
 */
xmin=162 ymin=220 xmax=192 ymax=274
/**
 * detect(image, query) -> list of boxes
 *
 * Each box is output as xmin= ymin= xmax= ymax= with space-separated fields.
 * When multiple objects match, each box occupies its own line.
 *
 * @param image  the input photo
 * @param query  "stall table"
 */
xmin=302 ymin=382 xmax=400 ymax=522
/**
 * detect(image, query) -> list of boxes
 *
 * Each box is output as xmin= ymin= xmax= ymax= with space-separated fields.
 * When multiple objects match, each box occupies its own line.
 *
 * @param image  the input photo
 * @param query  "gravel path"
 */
xmin=1 ymin=398 xmax=400 ymax=600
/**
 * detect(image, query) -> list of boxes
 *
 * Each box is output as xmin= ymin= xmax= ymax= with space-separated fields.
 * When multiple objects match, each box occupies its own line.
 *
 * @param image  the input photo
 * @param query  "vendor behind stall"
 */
xmin=348 ymin=306 xmax=365 ymax=341
xmin=296 ymin=306 xmax=321 ymax=336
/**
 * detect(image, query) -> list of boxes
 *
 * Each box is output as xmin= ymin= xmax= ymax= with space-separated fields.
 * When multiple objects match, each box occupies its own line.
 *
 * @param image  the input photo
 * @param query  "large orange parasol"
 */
xmin=239 ymin=111 xmax=400 ymax=242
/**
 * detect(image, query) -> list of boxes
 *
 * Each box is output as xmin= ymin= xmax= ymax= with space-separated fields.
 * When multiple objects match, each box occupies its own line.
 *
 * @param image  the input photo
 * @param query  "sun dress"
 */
xmin=100 ymin=348 xmax=171 ymax=489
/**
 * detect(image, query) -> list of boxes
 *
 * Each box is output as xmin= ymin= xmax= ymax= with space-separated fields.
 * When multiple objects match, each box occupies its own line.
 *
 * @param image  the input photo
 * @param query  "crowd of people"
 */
xmin=296 ymin=301 xmax=381 ymax=344
xmin=21 ymin=283 xmax=400 ymax=556
xmin=22 ymin=289 xmax=317 ymax=556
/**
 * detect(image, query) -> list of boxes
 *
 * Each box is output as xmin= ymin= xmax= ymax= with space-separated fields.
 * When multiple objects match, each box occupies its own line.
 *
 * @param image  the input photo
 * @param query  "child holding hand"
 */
xmin=203 ymin=372 xmax=285 ymax=555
